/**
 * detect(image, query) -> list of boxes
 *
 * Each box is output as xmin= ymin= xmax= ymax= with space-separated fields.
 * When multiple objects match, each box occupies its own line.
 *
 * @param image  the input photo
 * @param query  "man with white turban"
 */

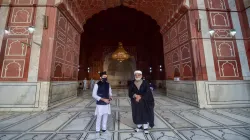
xmin=129 ymin=70 xmax=155 ymax=134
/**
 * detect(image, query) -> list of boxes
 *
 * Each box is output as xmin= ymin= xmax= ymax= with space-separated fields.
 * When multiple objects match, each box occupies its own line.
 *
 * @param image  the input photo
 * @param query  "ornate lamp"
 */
xmin=112 ymin=42 xmax=130 ymax=62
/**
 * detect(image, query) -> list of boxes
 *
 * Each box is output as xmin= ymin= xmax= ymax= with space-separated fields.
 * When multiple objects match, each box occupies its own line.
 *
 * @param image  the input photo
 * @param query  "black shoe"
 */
xmin=134 ymin=126 xmax=143 ymax=132
xmin=144 ymin=129 xmax=149 ymax=134
xmin=102 ymin=130 xmax=106 ymax=132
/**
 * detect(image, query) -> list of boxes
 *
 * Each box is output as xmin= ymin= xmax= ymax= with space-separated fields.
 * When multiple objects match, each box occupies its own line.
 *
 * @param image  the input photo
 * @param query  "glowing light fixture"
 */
xmin=4 ymin=27 xmax=10 ymax=34
xmin=230 ymin=29 xmax=236 ymax=36
xmin=112 ymin=42 xmax=130 ymax=62
xmin=209 ymin=29 xmax=215 ymax=36
xmin=28 ymin=26 xmax=35 ymax=33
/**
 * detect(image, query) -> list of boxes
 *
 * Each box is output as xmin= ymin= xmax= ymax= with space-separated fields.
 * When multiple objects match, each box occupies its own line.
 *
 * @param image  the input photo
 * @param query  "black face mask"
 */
xmin=102 ymin=78 xmax=107 ymax=82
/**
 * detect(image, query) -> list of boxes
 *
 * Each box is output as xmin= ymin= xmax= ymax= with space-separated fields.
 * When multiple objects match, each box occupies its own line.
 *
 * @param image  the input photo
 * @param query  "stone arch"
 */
xmin=173 ymin=65 xmax=180 ymax=77
xmin=220 ymin=61 xmax=238 ymax=77
xmin=56 ymin=0 xmax=190 ymax=31
xmin=54 ymin=63 xmax=63 ymax=78
xmin=212 ymin=13 xmax=228 ymax=26
xmin=12 ymin=8 xmax=31 ymax=23
xmin=4 ymin=62 xmax=22 ymax=78
xmin=6 ymin=40 xmax=26 ymax=56
xmin=218 ymin=42 xmax=234 ymax=57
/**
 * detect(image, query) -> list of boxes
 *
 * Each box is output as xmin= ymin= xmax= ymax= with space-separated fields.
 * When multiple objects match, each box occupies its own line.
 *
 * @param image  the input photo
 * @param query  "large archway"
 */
xmin=78 ymin=6 xmax=165 ymax=84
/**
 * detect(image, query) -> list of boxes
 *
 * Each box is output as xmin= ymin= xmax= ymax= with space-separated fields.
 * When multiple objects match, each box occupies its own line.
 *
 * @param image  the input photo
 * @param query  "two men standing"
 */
xmin=92 ymin=70 xmax=154 ymax=136
xmin=82 ymin=78 xmax=95 ymax=90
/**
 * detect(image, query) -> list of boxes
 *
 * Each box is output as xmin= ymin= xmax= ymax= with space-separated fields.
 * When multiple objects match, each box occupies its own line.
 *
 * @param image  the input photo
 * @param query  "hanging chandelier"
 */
xmin=112 ymin=42 xmax=130 ymax=62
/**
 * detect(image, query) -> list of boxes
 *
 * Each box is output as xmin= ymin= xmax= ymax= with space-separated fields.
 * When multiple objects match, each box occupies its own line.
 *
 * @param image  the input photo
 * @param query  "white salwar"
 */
xmin=83 ymin=80 xmax=87 ymax=90
xmin=90 ymin=80 xmax=95 ymax=89
xmin=92 ymin=83 xmax=112 ymax=131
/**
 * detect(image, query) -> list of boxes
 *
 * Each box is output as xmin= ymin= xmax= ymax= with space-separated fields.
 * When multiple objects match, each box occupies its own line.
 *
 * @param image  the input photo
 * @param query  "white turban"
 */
xmin=134 ymin=70 xmax=142 ymax=75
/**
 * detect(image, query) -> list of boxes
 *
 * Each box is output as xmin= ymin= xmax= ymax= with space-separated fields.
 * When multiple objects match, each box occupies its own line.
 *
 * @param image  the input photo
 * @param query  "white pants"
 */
xmin=137 ymin=123 xmax=149 ymax=129
xmin=96 ymin=114 xmax=108 ymax=131
xmin=83 ymin=85 xmax=87 ymax=90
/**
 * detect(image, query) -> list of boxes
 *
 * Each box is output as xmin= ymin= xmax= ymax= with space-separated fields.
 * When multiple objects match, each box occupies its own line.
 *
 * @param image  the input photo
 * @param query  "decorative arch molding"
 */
xmin=56 ymin=0 xmax=190 ymax=33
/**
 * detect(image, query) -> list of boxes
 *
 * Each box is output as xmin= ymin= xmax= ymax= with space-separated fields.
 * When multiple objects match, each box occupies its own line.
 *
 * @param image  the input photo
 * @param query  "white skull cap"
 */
xmin=134 ymin=70 xmax=142 ymax=75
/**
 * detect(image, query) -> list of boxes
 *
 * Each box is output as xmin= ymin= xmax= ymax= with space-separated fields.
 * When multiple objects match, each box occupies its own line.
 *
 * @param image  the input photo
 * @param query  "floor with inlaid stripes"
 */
xmin=0 ymin=89 xmax=250 ymax=140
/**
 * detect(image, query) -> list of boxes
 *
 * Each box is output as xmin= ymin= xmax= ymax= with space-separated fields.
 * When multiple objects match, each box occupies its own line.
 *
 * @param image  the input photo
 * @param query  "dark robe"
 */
xmin=129 ymin=80 xmax=155 ymax=127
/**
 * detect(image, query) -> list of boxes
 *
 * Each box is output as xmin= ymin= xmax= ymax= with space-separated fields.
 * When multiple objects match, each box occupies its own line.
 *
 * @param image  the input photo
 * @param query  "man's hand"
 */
xmin=109 ymin=96 xmax=113 ymax=101
xmin=135 ymin=95 xmax=141 ymax=102
xmin=101 ymin=98 xmax=110 ymax=104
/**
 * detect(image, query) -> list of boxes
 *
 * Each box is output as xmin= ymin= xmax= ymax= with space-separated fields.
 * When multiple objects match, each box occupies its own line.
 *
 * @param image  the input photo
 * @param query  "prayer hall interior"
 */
xmin=0 ymin=0 xmax=250 ymax=139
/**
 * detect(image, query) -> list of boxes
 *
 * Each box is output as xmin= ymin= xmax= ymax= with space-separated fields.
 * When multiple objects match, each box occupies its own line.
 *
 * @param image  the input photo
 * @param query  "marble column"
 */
xmin=0 ymin=0 xmax=81 ymax=111
xmin=0 ymin=0 xmax=10 ymax=53
xmin=242 ymin=0 xmax=250 ymax=75
xmin=229 ymin=0 xmax=250 ymax=80
xmin=0 ymin=0 xmax=44 ymax=111
xmin=194 ymin=0 xmax=250 ymax=108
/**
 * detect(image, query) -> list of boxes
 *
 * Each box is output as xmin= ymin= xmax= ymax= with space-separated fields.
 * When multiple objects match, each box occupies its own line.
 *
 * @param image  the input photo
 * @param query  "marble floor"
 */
xmin=0 ymin=89 xmax=250 ymax=140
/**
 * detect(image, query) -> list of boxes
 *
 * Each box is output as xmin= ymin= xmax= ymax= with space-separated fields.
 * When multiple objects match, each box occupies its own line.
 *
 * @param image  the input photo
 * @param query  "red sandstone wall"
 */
xmin=163 ymin=12 xmax=195 ymax=80
xmin=163 ymin=0 xmax=246 ymax=81
xmin=204 ymin=0 xmax=243 ymax=80
xmin=162 ymin=0 xmax=250 ymax=108
xmin=0 ymin=0 xmax=80 ymax=82
xmin=50 ymin=10 xmax=81 ymax=81
xmin=0 ymin=0 xmax=36 ymax=81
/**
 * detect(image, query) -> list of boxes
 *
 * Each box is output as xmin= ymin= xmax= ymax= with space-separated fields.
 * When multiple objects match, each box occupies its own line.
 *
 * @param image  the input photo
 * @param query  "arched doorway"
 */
xmin=79 ymin=6 xmax=165 ymax=83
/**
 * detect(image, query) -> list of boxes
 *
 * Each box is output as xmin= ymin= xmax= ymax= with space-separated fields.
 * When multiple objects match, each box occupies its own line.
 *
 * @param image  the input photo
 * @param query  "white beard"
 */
xmin=135 ymin=78 xmax=142 ymax=81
